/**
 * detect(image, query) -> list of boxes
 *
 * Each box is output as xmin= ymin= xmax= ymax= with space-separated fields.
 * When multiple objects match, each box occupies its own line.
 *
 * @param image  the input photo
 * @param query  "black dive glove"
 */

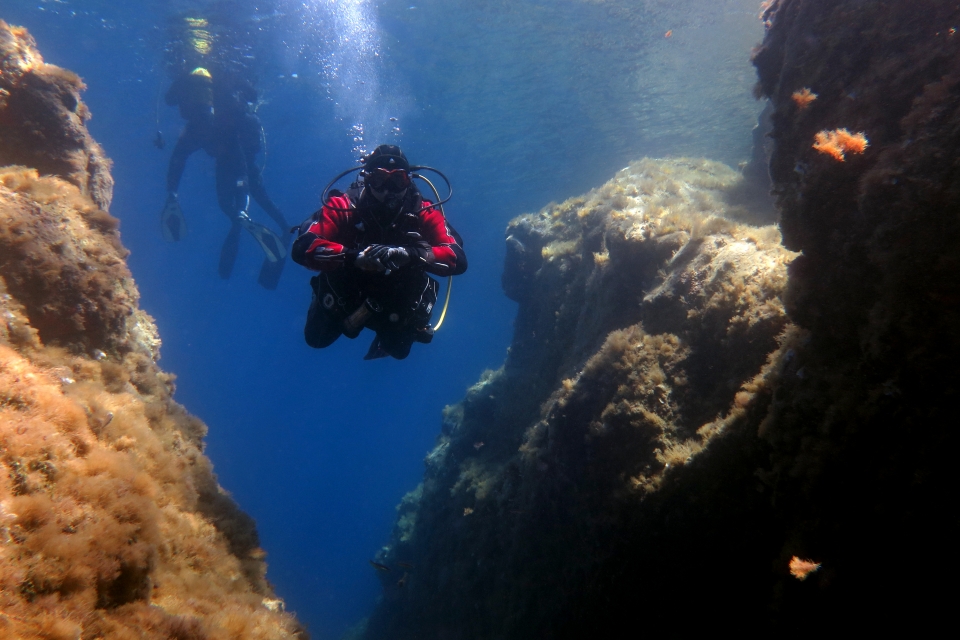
xmin=356 ymin=244 xmax=412 ymax=273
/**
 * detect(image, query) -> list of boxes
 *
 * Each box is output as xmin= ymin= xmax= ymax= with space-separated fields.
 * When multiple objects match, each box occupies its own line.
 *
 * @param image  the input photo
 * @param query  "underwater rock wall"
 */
xmin=363 ymin=158 xmax=797 ymax=637
xmin=365 ymin=1 xmax=960 ymax=635
xmin=749 ymin=0 xmax=960 ymax=624
xmin=0 ymin=22 xmax=305 ymax=639
xmin=0 ymin=23 xmax=112 ymax=211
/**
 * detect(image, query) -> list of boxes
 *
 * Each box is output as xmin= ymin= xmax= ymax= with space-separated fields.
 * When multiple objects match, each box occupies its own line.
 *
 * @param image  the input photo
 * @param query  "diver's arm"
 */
xmin=291 ymin=196 xmax=357 ymax=272
xmin=412 ymin=205 xmax=467 ymax=276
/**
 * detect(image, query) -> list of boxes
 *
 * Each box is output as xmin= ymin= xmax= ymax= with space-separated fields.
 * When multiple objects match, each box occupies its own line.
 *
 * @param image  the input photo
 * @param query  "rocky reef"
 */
xmin=0 ymin=22 xmax=304 ymax=639
xmin=749 ymin=0 xmax=960 ymax=624
xmin=363 ymin=1 xmax=960 ymax=635
xmin=363 ymin=157 xmax=796 ymax=637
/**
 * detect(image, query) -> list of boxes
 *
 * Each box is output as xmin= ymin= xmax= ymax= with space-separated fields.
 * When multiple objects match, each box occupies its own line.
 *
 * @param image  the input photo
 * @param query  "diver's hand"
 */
xmin=366 ymin=244 xmax=411 ymax=271
xmin=355 ymin=247 xmax=386 ymax=272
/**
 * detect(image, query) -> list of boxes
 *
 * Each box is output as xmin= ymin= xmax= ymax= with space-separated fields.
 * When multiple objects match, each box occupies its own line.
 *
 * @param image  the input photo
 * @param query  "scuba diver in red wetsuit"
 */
xmin=291 ymin=145 xmax=467 ymax=360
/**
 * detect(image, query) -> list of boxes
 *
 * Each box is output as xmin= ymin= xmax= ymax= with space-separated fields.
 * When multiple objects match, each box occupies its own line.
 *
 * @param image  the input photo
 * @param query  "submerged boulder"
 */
xmin=0 ymin=22 xmax=305 ymax=640
xmin=364 ymin=157 xmax=797 ymax=637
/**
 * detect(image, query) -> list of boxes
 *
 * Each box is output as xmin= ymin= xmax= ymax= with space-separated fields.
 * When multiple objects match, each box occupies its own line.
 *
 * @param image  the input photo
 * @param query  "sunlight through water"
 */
xmin=296 ymin=0 xmax=402 ymax=160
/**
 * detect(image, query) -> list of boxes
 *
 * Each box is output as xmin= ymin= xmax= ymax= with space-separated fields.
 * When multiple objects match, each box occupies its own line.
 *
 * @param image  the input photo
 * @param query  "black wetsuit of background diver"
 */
xmin=165 ymin=72 xmax=287 ymax=283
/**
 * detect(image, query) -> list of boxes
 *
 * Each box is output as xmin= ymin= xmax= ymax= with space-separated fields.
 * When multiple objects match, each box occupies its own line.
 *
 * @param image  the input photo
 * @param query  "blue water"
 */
xmin=2 ymin=1 xmax=762 ymax=636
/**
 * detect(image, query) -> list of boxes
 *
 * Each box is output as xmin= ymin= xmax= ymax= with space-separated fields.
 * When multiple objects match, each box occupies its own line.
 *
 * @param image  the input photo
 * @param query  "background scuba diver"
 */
xmin=161 ymin=66 xmax=289 ymax=289
xmin=292 ymin=145 xmax=467 ymax=360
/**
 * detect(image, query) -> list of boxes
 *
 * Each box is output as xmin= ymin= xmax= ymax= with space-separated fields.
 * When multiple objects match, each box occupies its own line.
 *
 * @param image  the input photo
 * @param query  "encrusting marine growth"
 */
xmin=788 ymin=556 xmax=821 ymax=581
xmin=0 ymin=22 xmax=305 ymax=639
xmin=790 ymin=87 xmax=817 ymax=109
xmin=360 ymin=157 xmax=798 ymax=638
xmin=363 ymin=1 xmax=960 ymax=634
xmin=812 ymin=128 xmax=868 ymax=161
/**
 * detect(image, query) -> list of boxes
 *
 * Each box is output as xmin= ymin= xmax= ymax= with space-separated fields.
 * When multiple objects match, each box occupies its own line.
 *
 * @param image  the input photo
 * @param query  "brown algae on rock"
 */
xmin=366 ymin=157 xmax=796 ymax=637
xmin=0 ymin=22 xmax=305 ymax=640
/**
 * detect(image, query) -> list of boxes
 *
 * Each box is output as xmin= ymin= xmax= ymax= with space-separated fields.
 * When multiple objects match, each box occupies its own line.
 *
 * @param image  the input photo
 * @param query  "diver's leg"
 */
xmin=391 ymin=273 xmax=439 ymax=330
xmin=247 ymin=162 xmax=288 ymax=231
xmin=213 ymin=147 xmax=247 ymax=280
xmin=215 ymin=150 xmax=248 ymax=221
xmin=216 ymin=151 xmax=248 ymax=279
xmin=239 ymin=114 xmax=288 ymax=231
xmin=375 ymin=274 xmax=439 ymax=359
xmin=413 ymin=276 xmax=440 ymax=329
xmin=217 ymin=137 xmax=287 ymax=266
xmin=304 ymin=276 xmax=343 ymax=348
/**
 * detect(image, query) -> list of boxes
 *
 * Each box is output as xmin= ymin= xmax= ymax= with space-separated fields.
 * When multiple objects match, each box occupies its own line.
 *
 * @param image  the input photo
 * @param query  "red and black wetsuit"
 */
xmin=292 ymin=186 xmax=467 ymax=358
xmin=294 ymin=188 xmax=466 ymax=275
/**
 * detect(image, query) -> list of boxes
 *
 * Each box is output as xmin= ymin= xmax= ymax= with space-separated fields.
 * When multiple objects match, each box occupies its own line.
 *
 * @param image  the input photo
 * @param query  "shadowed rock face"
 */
xmin=0 ymin=22 xmax=306 ymax=640
xmin=749 ymin=0 xmax=960 ymax=626
xmin=362 ymin=2 xmax=960 ymax=636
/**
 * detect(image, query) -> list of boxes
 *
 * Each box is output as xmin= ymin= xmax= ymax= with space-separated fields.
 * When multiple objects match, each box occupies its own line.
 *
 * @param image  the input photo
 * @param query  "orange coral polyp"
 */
xmin=789 ymin=555 xmax=821 ymax=580
xmin=791 ymin=88 xmax=818 ymax=109
xmin=835 ymin=129 xmax=869 ymax=154
xmin=813 ymin=128 xmax=869 ymax=161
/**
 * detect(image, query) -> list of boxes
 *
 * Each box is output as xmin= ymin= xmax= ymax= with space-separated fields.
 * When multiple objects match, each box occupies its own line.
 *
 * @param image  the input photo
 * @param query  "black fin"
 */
xmin=219 ymin=223 xmax=242 ymax=279
xmin=363 ymin=336 xmax=390 ymax=360
xmin=257 ymin=256 xmax=286 ymax=290
xmin=239 ymin=216 xmax=287 ymax=262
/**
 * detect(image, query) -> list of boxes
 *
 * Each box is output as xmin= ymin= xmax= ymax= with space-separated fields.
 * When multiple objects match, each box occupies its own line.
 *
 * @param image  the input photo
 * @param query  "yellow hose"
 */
xmin=433 ymin=276 xmax=453 ymax=331
xmin=415 ymin=174 xmax=455 ymax=332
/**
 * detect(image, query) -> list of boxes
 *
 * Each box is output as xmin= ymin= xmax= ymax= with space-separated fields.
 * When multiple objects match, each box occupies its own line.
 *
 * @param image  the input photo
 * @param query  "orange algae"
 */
xmin=0 ymin=22 xmax=306 ymax=640
xmin=813 ymin=128 xmax=869 ymax=161
xmin=791 ymin=88 xmax=817 ymax=109
xmin=789 ymin=556 xmax=821 ymax=580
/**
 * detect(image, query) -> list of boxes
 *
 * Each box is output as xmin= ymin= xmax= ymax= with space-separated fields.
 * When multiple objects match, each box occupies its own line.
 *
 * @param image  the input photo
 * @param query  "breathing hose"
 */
xmin=413 ymin=173 xmax=454 ymax=332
